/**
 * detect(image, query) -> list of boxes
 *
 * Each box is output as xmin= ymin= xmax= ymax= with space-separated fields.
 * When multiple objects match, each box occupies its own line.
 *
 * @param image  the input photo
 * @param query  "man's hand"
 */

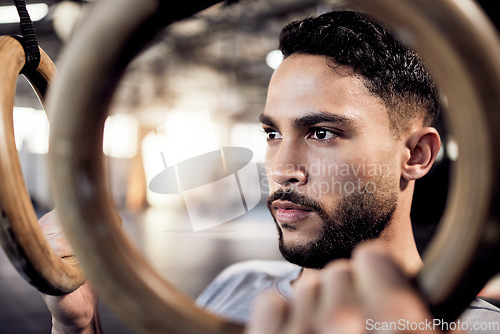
xmin=246 ymin=242 xmax=443 ymax=334
xmin=38 ymin=211 xmax=99 ymax=334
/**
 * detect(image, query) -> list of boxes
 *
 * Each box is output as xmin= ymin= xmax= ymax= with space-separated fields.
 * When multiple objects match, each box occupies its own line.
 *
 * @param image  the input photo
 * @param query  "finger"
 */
xmin=316 ymin=260 xmax=365 ymax=334
xmin=246 ymin=291 xmax=288 ymax=334
xmin=38 ymin=210 xmax=74 ymax=257
xmin=284 ymin=273 xmax=321 ymax=334
xmin=39 ymin=210 xmax=62 ymax=235
xmin=51 ymin=234 xmax=74 ymax=258
xmin=353 ymin=242 xmax=411 ymax=295
xmin=318 ymin=260 xmax=354 ymax=314
xmin=352 ymin=242 xmax=436 ymax=331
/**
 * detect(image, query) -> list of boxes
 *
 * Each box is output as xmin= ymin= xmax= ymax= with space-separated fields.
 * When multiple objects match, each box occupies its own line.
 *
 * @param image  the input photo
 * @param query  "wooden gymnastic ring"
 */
xmin=46 ymin=0 xmax=500 ymax=332
xmin=0 ymin=36 xmax=85 ymax=295
xmin=349 ymin=0 xmax=500 ymax=320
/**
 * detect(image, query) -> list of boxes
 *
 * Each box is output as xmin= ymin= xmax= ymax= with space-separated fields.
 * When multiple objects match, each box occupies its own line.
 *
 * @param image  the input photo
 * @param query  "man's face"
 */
xmin=261 ymin=54 xmax=401 ymax=269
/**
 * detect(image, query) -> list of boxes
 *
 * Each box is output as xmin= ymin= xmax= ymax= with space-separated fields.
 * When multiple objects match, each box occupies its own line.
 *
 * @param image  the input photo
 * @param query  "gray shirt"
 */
xmin=196 ymin=260 xmax=500 ymax=333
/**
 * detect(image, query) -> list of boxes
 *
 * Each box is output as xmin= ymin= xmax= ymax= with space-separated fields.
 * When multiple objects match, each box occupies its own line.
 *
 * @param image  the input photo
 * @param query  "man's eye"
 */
xmin=310 ymin=128 xmax=337 ymax=140
xmin=266 ymin=130 xmax=282 ymax=140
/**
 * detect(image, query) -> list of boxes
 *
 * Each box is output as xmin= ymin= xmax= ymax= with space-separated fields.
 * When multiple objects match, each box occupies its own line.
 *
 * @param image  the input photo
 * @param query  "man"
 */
xmin=41 ymin=10 xmax=500 ymax=333
xmin=196 ymin=10 xmax=500 ymax=332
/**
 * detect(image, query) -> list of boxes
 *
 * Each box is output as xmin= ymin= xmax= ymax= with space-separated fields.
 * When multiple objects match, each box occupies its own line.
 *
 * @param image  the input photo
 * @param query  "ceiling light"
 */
xmin=0 ymin=3 xmax=49 ymax=24
xmin=265 ymin=49 xmax=283 ymax=70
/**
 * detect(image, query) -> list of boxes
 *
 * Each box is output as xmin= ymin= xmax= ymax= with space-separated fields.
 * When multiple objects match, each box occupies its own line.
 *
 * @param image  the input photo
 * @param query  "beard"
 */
xmin=267 ymin=183 xmax=397 ymax=269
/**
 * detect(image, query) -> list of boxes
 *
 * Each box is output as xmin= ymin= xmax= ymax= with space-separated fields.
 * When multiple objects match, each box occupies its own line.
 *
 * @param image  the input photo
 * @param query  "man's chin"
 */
xmin=280 ymin=232 xmax=317 ymax=247
xmin=278 ymin=241 xmax=352 ymax=269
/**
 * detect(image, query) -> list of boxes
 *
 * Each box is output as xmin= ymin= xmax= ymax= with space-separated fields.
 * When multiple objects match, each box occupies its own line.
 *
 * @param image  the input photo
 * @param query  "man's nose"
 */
xmin=270 ymin=145 xmax=308 ymax=186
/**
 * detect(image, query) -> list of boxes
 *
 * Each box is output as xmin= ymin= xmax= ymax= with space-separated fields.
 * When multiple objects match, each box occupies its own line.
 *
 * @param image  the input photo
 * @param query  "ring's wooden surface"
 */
xmin=47 ymin=0 xmax=500 ymax=333
xmin=0 ymin=36 xmax=85 ymax=295
xmin=351 ymin=0 xmax=500 ymax=320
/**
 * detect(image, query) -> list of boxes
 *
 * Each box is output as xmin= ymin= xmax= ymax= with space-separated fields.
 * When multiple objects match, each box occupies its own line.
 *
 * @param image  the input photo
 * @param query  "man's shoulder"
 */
xmin=212 ymin=259 xmax=299 ymax=281
xmin=459 ymin=298 xmax=500 ymax=333
xmin=196 ymin=260 xmax=299 ymax=323
xmin=198 ymin=259 xmax=299 ymax=302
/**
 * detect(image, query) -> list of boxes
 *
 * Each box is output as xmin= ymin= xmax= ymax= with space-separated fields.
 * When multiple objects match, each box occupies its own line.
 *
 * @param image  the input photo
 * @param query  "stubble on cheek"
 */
xmin=268 ymin=169 xmax=398 ymax=269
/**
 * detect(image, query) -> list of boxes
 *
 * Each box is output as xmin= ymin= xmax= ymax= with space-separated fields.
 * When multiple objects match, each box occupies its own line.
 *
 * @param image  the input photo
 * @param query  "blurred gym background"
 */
xmin=0 ymin=0 xmax=499 ymax=332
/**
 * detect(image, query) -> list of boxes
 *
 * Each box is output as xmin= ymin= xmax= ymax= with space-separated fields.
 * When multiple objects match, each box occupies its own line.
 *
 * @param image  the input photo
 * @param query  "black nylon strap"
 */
xmin=13 ymin=0 xmax=41 ymax=72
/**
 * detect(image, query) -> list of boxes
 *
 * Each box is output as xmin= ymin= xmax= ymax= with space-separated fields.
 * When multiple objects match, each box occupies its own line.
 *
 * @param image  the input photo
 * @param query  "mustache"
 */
xmin=267 ymin=189 xmax=324 ymax=213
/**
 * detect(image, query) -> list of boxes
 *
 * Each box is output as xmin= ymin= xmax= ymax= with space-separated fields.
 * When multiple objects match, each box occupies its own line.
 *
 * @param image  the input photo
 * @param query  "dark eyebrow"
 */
xmin=293 ymin=112 xmax=354 ymax=129
xmin=259 ymin=114 xmax=276 ymax=127
xmin=259 ymin=111 xmax=355 ymax=130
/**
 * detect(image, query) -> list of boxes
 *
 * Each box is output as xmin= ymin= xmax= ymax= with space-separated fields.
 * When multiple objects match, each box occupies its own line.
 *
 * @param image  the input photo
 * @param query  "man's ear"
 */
xmin=401 ymin=127 xmax=441 ymax=181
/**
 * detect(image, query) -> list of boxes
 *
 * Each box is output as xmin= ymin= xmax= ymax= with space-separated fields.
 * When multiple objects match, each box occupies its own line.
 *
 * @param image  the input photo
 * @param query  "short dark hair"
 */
xmin=279 ymin=11 xmax=439 ymax=133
